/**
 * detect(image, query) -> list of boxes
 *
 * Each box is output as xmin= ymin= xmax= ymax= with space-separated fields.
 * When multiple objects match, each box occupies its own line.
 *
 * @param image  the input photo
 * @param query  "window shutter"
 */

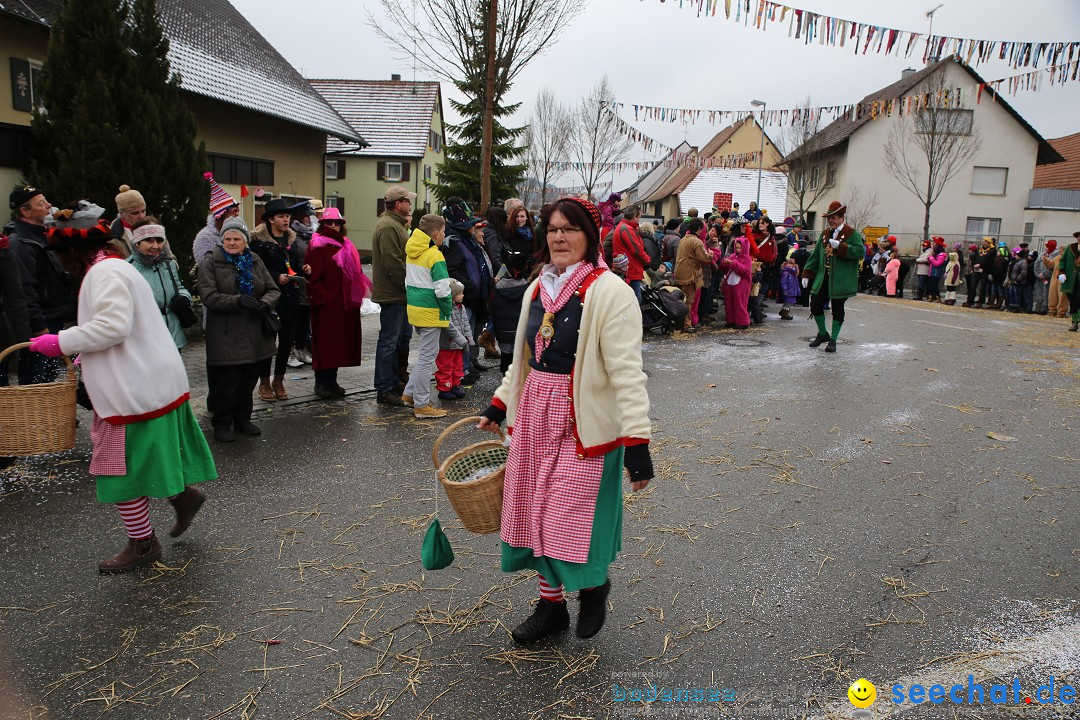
xmin=338 ymin=159 xmax=346 ymax=179
xmin=401 ymin=163 xmax=411 ymax=182
xmin=377 ymin=161 xmax=385 ymax=181
xmin=377 ymin=198 xmax=386 ymax=216
xmin=337 ymin=196 xmax=345 ymax=216
xmin=10 ymin=58 xmax=32 ymax=112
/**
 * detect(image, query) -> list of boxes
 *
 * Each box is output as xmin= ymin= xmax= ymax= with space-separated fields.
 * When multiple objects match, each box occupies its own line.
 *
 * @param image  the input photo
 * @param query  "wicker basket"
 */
xmin=0 ymin=342 xmax=77 ymax=455
xmin=433 ymin=416 xmax=508 ymax=534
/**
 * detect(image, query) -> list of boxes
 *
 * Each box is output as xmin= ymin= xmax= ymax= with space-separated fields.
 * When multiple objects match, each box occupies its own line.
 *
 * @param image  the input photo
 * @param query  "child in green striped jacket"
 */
xmin=403 ymin=214 xmax=453 ymax=418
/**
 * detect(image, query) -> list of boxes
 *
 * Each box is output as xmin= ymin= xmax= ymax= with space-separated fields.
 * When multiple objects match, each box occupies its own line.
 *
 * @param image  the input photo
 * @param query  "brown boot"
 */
xmin=168 ymin=486 xmax=206 ymax=537
xmin=98 ymin=533 xmax=162 ymax=573
xmin=258 ymin=377 xmax=275 ymax=402
xmin=271 ymin=376 xmax=288 ymax=400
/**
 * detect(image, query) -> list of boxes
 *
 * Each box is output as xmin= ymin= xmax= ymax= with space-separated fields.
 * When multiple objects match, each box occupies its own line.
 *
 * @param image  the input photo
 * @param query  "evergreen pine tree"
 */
xmin=29 ymin=0 xmax=133 ymax=206
xmin=29 ymin=0 xmax=207 ymax=275
xmin=432 ymin=5 xmax=525 ymax=209
xmin=126 ymin=0 xmax=207 ymax=276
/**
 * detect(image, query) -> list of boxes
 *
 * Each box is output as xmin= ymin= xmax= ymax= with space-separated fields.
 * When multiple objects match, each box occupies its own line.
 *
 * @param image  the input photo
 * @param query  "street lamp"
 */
xmin=750 ymin=100 xmax=766 ymax=212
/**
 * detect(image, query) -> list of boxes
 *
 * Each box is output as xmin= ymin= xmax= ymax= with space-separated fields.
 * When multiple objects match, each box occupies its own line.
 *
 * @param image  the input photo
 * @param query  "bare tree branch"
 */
xmin=883 ymin=69 xmax=982 ymax=240
xmin=844 ymin=186 xmax=881 ymax=233
xmin=519 ymin=87 xmax=571 ymax=205
xmin=569 ymin=76 xmax=633 ymax=200
xmin=778 ymin=97 xmax=833 ymax=224
xmin=367 ymin=0 xmax=582 ymax=103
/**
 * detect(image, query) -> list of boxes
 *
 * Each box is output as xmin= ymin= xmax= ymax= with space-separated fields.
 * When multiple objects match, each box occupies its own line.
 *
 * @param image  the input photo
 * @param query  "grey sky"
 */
xmin=232 ymin=0 xmax=1080 ymax=189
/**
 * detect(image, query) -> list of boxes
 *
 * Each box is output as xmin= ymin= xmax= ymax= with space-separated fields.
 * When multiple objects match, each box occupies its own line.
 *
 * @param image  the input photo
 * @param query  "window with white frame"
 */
xmin=825 ymin=161 xmax=836 ymax=187
xmin=970 ymin=166 xmax=1007 ymax=195
xmin=385 ymin=162 xmax=403 ymax=182
xmin=325 ymin=159 xmax=339 ymax=180
xmin=809 ymin=166 xmax=820 ymax=190
xmin=965 ymin=217 xmax=1001 ymax=237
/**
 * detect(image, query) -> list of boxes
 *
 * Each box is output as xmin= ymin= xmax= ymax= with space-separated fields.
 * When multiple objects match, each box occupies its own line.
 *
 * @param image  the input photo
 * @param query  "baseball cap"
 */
xmin=384 ymin=186 xmax=417 ymax=204
xmin=9 ymin=186 xmax=44 ymax=210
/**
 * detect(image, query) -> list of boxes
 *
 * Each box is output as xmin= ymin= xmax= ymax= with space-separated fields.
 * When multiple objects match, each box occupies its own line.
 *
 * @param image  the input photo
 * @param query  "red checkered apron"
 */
xmin=501 ymin=370 xmax=605 ymax=564
xmin=89 ymin=413 xmax=127 ymax=476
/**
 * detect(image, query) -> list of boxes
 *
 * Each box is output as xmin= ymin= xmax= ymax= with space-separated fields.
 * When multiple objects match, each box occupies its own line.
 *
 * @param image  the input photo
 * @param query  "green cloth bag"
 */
xmin=421 ymin=517 xmax=454 ymax=570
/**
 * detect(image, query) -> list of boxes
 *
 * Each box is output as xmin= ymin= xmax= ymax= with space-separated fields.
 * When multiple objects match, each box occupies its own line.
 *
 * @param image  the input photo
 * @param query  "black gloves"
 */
xmin=624 ymin=443 xmax=654 ymax=482
xmin=237 ymin=294 xmax=263 ymax=313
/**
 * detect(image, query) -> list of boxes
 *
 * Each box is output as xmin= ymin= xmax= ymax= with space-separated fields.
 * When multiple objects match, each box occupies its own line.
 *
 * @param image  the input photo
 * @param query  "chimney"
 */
xmin=901 ymin=68 xmax=916 ymax=79
xmin=391 ymin=74 xmax=402 ymax=82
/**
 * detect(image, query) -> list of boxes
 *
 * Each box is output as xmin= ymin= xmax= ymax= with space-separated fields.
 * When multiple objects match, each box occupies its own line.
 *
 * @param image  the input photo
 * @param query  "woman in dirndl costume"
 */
xmin=477 ymin=197 xmax=653 ymax=644
xmin=30 ymin=202 xmax=216 ymax=573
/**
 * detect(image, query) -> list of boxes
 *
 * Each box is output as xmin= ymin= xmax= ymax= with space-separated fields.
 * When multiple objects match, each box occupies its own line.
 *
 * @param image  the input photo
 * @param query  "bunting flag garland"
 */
xmin=609 ymin=81 xmax=974 ymax=130
xmin=650 ymin=0 xmax=1078 ymax=71
xmin=983 ymin=59 xmax=1080 ymax=96
xmin=546 ymin=155 xmax=762 ymax=174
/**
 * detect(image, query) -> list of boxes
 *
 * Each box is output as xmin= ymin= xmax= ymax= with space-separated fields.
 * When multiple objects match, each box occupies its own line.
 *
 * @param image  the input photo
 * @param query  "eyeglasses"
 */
xmin=546 ymin=225 xmax=583 ymax=238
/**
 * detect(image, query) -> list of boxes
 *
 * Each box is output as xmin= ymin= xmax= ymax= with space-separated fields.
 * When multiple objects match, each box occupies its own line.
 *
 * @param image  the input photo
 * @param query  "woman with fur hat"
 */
xmin=477 ymin=197 xmax=652 ymax=645
xmin=30 ymin=201 xmax=216 ymax=573
xmin=127 ymin=217 xmax=193 ymax=348
xmin=198 ymin=218 xmax=280 ymax=442
xmin=306 ymin=208 xmax=370 ymax=399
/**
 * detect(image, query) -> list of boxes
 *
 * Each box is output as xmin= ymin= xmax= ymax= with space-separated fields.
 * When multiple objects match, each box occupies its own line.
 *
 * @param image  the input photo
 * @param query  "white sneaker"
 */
xmin=297 ymin=348 xmax=312 ymax=364
xmin=286 ymin=349 xmax=303 ymax=368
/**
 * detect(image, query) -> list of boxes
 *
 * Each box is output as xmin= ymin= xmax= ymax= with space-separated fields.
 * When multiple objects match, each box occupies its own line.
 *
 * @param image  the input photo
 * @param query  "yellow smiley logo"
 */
xmin=848 ymin=678 xmax=876 ymax=709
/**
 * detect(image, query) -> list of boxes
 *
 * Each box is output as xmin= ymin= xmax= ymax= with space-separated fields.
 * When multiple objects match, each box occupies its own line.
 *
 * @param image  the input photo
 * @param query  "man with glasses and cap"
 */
xmin=8 ymin=186 xmax=75 ymax=384
xmin=371 ymin=185 xmax=417 ymax=405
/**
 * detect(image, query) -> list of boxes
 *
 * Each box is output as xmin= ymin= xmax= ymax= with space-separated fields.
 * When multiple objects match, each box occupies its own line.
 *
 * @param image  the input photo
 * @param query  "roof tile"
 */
xmin=309 ymin=80 xmax=441 ymax=158
xmin=4 ymin=0 xmax=362 ymax=142
xmin=1033 ymin=132 xmax=1080 ymax=190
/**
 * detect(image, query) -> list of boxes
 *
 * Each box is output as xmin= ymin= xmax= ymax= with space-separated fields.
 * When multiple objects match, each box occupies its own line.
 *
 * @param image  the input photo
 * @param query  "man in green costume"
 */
xmin=1058 ymin=231 xmax=1080 ymax=332
xmin=801 ymin=200 xmax=865 ymax=353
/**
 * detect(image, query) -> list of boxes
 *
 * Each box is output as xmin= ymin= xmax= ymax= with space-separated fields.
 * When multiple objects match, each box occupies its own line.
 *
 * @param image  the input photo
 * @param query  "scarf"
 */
xmin=310 ymin=226 xmax=371 ymax=309
xmin=224 ymin=248 xmax=255 ymax=296
xmin=131 ymin=244 xmax=174 ymax=268
xmin=534 ymin=256 xmax=608 ymax=362
xmin=291 ymin=219 xmax=313 ymax=241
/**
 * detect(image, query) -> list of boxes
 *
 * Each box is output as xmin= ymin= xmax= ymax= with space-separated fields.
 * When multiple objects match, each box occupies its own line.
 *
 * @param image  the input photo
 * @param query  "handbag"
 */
xmin=166 ymin=264 xmax=198 ymax=328
xmin=262 ymin=309 xmax=281 ymax=336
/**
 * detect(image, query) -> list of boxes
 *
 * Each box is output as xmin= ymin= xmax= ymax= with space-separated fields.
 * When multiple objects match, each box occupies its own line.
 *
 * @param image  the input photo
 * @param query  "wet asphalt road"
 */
xmin=0 ymin=295 xmax=1077 ymax=720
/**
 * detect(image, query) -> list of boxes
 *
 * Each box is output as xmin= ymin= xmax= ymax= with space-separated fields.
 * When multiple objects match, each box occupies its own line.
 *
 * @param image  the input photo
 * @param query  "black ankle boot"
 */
xmin=576 ymin=579 xmax=611 ymax=639
xmin=825 ymin=339 xmax=837 ymax=353
xmin=511 ymin=598 xmax=569 ymax=644
xmin=809 ymin=333 xmax=829 ymax=348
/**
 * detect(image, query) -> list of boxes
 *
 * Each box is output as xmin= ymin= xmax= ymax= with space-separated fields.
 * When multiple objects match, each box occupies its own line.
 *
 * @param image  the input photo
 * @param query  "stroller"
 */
xmin=641 ymin=285 xmax=689 ymax=334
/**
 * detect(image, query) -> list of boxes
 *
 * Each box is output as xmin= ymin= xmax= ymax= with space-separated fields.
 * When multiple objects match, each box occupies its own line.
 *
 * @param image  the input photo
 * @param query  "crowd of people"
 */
xmin=4 ymin=174 xmax=1078 ymax=605
xmin=860 ymin=233 xmax=1080 ymax=328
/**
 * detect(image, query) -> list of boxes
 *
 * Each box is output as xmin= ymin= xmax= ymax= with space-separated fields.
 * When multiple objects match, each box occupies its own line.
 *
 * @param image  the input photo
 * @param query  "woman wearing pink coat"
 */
xmin=720 ymin=235 xmax=752 ymax=328
xmin=885 ymin=255 xmax=902 ymax=297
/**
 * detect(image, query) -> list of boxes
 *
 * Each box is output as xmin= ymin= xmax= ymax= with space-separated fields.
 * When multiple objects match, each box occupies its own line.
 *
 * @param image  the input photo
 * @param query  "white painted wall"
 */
xmin=798 ymin=62 xmax=1040 ymax=240
xmin=1024 ymin=209 xmax=1080 ymax=243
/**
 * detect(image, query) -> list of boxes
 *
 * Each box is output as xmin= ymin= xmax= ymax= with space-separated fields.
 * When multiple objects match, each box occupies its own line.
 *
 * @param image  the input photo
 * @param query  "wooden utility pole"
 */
xmin=480 ymin=0 xmax=497 ymax=212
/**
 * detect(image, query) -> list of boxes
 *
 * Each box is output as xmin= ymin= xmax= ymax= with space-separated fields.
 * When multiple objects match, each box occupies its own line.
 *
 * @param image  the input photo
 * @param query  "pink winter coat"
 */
xmin=885 ymin=258 xmax=901 ymax=296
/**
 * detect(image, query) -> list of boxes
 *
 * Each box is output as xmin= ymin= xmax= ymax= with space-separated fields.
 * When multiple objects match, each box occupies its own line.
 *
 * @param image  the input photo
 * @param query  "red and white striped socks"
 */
xmin=538 ymin=574 xmax=565 ymax=603
xmin=115 ymin=497 xmax=153 ymax=540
